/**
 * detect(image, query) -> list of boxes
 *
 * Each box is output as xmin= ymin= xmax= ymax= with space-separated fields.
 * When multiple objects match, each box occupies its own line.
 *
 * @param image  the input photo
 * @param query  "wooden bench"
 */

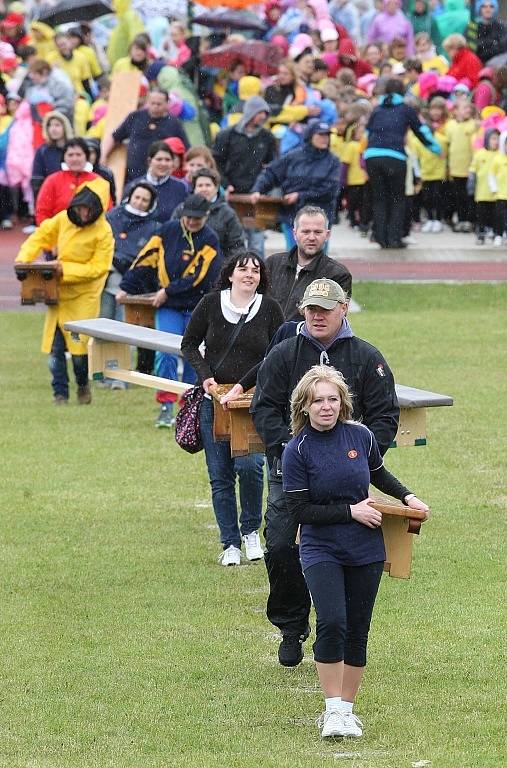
xmin=227 ymin=193 xmax=282 ymax=231
xmin=64 ymin=318 xmax=190 ymax=396
xmin=14 ymin=262 xmax=59 ymax=305
xmin=63 ymin=318 xmax=441 ymax=579
xmin=117 ymin=293 xmax=156 ymax=328
xmin=394 ymin=384 xmax=453 ymax=447
xmin=370 ymin=501 xmax=427 ymax=579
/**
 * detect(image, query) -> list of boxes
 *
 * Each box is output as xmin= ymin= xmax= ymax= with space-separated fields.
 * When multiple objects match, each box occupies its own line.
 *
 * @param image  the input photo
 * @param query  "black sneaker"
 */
xmin=278 ymin=625 xmax=311 ymax=667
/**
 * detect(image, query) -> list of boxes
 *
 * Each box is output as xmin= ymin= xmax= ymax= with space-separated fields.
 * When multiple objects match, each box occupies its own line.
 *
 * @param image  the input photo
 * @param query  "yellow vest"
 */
xmin=341 ymin=140 xmax=367 ymax=186
xmin=490 ymin=153 xmax=507 ymax=199
xmin=445 ymin=119 xmax=476 ymax=178
xmin=469 ymin=148 xmax=498 ymax=202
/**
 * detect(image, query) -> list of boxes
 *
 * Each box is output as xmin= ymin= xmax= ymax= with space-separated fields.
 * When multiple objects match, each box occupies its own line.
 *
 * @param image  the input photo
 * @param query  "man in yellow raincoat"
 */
xmin=15 ymin=179 xmax=114 ymax=405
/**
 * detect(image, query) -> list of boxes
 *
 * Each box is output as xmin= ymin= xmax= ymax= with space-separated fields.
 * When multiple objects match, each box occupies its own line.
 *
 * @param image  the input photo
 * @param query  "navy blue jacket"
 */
xmin=31 ymin=144 xmax=63 ymax=199
xmin=120 ymin=220 xmax=222 ymax=311
xmin=252 ymin=143 xmax=340 ymax=225
xmin=365 ymin=94 xmax=440 ymax=161
xmin=124 ymin=174 xmax=187 ymax=224
xmin=106 ymin=204 xmax=160 ymax=275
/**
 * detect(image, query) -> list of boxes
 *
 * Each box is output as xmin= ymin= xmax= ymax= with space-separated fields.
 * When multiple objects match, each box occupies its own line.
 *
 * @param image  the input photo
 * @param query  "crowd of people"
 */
xmin=2 ymin=0 xmax=507 ymax=244
xmin=10 ymin=0 xmax=481 ymax=742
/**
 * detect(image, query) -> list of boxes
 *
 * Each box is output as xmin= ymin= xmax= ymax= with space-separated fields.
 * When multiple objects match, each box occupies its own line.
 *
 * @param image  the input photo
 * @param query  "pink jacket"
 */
xmin=6 ymin=99 xmax=34 ymax=206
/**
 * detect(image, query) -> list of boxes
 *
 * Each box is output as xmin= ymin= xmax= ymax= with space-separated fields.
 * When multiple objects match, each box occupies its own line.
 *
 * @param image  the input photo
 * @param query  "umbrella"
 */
xmin=35 ymin=0 xmax=113 ymax=27
xmin=195 ymin=0 xmax=262 ymax=8
xmin=193 ymin=9 xmax=267 ymax=32
xmin=487 ymin=51 xmax=507 ymax=69
xmin=201 ymin=40 xmax=283 ymax=76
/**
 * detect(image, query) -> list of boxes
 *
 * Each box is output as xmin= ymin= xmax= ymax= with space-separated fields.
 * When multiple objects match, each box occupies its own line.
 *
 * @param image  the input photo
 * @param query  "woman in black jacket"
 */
xmin=181 ymin=252 xmax=284 ymax=566
xmin=172 ymin=167 xmax=245 ymax=259
xmin=364 ymin=79 xmax=441 ymax=249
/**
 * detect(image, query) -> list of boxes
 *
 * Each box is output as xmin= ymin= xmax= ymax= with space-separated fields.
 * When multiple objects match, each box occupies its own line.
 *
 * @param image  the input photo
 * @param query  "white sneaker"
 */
xmin=340 ymin=712 xmax=363 ymax=737
xmin=317 ymin=710 xmax=346 ymax=738
xmin=1 ymin=218 xmax=13 ymax=229
xmin=421 ymin=220 xmax=433 ymax=233
xmin=22 ymin=223 xmax=36 ymax=234
xmin=403 ymin=235 xmax=418 ymax=245
xmin=494 ymin=235 xmax=503 ymax=247
xmin=431 ymin=220 xmax=443 ymax=233
xmin=242 ymin=530 xmax=264 ymax=561
xmin=218 ymin=545 xmax=242 ymax=566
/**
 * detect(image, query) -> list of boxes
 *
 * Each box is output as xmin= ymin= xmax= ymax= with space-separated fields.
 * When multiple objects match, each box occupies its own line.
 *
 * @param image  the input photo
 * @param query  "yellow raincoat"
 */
xmin=15 ymin=178 xmax=113 ymax=356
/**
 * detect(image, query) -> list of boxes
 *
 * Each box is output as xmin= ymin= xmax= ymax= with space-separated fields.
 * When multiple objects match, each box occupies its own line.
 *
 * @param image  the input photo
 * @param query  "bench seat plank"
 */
xmin=396 ymin=384 xmax=453 ymax=409
xmin=64 ymin=318 xmax=182 ymax=355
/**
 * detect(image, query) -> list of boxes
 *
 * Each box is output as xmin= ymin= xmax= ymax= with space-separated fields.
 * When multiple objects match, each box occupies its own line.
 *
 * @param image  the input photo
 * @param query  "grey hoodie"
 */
xmin=236 ymin=96 xmax=271 ymax=136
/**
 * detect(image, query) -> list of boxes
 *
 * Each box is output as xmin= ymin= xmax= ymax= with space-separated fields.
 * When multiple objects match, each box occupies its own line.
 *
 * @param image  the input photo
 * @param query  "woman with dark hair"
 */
xmin=172 ymin=167 xmax=245 ymax=259
xmin=35 ymin=137 xmax=110 ymax=225
xmin=181 ymin=252 xmax=284 ymax=566
xmin=124 ymin=139 xmax=187 ymax=223
xmin=103 ymin=182 xmax=158 ymax=321
xmin=112 ymin=35 xmax=151 ymax=74
xmin=364 ymin=78 xmax=441 ymax=248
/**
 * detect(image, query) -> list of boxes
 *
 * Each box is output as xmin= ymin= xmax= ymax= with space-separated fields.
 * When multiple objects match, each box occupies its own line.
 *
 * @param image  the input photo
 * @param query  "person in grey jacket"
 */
xmin=172 ymin=167 xmax=245 ymax=259
xmin=23 ymin=59 xmax=75 ymax=123
xmin=266 ymin=205 xmax=352 ymax=320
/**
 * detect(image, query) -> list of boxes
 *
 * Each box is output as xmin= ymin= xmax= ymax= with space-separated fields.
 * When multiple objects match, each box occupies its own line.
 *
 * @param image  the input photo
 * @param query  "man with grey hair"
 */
xmin=265 ymin=205 xmax=352 ymax=320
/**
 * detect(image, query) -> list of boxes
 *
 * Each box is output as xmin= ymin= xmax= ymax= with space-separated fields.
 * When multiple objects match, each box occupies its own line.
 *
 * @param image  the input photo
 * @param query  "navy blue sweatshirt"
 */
xmin=365 ymin=94 xmax=441 ymax=162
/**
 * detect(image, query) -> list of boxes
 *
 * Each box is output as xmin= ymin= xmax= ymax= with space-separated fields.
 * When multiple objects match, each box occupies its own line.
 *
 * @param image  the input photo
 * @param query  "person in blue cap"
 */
xmin=251 ymin=119 xmax=341 ymax=249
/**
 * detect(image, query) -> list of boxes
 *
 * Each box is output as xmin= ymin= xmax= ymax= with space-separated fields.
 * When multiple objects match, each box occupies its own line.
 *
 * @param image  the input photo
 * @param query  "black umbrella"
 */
xmin=193 ymin=9 xmax=267 ymax=33
xmin=36 ymin=0 xmax=113 ymax=27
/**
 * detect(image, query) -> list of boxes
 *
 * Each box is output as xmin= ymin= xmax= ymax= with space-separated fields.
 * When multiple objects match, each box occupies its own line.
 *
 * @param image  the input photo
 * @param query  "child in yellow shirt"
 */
xmin=445 ymin=101 xmax=477 ymax=232
xmin=487 ymin=129 xmax=507 ymax=245
xmin=468 ymin=128 xmax=500 ymax=244
xmin=413 ymin=98 xmax=449 ymax=233
xmin=341 ymin=123 xmax=370 ymax=234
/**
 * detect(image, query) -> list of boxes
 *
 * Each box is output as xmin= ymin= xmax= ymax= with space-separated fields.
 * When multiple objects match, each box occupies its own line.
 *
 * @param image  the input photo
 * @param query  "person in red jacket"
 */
xmin=444 ymin=33 xmax=483 ymax=88
xmin=335 ymin=39 xmax=373 ymax=79
xmin=35 ymin=138 xmax=109 ymax=225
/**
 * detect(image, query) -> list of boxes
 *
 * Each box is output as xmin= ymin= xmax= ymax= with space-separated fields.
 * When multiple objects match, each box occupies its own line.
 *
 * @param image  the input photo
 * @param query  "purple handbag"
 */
xmin=175 ymin=385 xmax=205 ymax=454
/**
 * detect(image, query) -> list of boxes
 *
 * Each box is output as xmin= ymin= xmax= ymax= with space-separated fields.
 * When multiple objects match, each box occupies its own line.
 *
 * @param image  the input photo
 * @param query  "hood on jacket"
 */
xmin=378 ymin=92 xmax=405 ymax=106
xmin=303 ymin=118 xmax=331 ymax=142
xmin=339 ymin=39 xmax=357 ymax=60
xmin=476 ymin=0 xmax=498 ymax=17
xmin=67 ymin=178 xmax=108 ymax=227
xmin=42 ymin=110 xmax=74 ymax=144
xmin=29 ymin=20 xmax=54 ymax=41
xmin=484 ymin=127 xmax=500 ymax=149
xmin=237 ymin=95 xmax=270 ymax=129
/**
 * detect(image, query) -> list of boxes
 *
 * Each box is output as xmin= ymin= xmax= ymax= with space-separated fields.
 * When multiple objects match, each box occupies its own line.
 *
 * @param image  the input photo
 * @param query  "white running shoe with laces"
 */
xmin=242 ymin=531 xmax=264 ymax=561
xmin=218 ymin=545 xmax=242 ymax=566
xmin=493 ymin=235 xmax=503 ymax=247
xmin=421 ymin=220 xmax=433 ymax=233
xmin=340 ymin=712 xmax=363 ymax=737
xmin=431 ymin=220 xmax=443 ymax=233
xmin=317 ymin=710 xmax=346 ymax=738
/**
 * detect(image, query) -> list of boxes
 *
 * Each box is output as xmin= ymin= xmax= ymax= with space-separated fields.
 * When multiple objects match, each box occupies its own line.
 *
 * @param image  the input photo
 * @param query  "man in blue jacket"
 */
xmin=251 ymin=120 xmax=340 ymax=248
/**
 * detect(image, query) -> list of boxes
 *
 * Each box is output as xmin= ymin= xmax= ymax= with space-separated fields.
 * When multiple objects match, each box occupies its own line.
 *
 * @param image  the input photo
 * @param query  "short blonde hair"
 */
xmin=443 ymin=33 xmax=466 ymax=52
xmin=290 ymin=365 xmax=354 ymax=435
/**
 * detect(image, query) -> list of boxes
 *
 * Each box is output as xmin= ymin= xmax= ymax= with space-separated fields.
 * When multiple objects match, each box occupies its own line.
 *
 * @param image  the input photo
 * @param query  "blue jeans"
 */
xmin=200 ymin=396 xmax=264 ymax=549
xmin=246 ymin=228 xmax=266 ymax=259
xmin=49 ymin=326 xmax=88 ymax=398
xmin=100 ymin=290 xmax=124 ymax=321
xmin=155 ymin=306 xmax=196 ymax=402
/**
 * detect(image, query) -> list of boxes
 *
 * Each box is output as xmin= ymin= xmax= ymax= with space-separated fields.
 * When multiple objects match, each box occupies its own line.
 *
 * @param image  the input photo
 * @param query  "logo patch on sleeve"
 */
xmin=347 ymin=450 xmax=358 ymax=459
xmin=376 ymin=363 xmax=385 ymax=377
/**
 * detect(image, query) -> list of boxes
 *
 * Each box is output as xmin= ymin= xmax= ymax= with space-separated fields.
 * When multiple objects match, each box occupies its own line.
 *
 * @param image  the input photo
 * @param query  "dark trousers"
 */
xmin=452 ymin=177 xmax=473 ymax=223
xmin=422 ymin=179 xmax=445 ymax=220
xmin=476 ymin=201 xmax=496 ymax=235
xmin=0 ymin=184 xmax=12 ymax=219
xmin=304 ymin=560 xmax=384 ymax=666
xmin=264 ymin=469 xmax=311 ymax=636
xmin=49 ymin=326 xmax=88 ymax=398
xmin=495 ymin=200 xmax=507 ymax=236
xmin=403 ymin=196 xmax=414 ymax=237
xmin=346 ymin=184 xmax=371 ymax=231
xmin=365 ymin=157 xmax=406 ymax=247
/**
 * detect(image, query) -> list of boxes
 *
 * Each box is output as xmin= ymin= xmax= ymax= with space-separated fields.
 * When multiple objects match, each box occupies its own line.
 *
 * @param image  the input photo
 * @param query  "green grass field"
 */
xmin=1 ymin=283 xmax=506 ymax=768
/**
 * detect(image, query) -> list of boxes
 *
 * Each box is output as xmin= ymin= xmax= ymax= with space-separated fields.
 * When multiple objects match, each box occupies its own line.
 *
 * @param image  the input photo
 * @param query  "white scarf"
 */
xmin=220 ymin=289 xmax=262 ymax=324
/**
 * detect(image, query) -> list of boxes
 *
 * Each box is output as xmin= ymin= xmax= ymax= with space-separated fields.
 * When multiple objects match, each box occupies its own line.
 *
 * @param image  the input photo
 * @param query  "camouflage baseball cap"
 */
xmin=299 ymin=278 xmax=348 ymax=310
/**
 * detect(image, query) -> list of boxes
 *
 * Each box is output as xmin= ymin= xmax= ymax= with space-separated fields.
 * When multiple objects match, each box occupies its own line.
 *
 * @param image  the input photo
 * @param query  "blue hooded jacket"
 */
xmin=252 ymin=119 xmax=341 ymax=225
xmin=365 ymin=93 xmax=441 ymax=162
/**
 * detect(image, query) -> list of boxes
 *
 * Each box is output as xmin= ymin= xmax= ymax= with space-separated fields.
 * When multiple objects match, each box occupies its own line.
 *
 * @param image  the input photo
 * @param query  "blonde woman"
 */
xmin=282 ymin=365 xmax=429 ymax=739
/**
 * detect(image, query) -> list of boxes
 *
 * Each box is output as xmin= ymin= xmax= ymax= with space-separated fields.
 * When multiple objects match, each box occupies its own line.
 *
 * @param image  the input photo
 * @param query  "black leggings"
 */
xmin=304 ymin=560 xmax=384 ymax=667
xmin=422 ymin=179 xmax=444 ymax=220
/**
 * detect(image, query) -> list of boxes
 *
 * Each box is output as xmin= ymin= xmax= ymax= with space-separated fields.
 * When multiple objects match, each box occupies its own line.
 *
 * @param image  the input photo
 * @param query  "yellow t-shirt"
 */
xmin=46 ymin=49 xmax=92 ymax=93
xmin=112 ymin=57 xmax=140 ymax=75
xmin=330 ymin=133 xmax=345 ymax=161
xmin=445 ymin=119 xmax=476 ymax=178
xmin=469 ymin=147 xmax=498 ymax=202
xmin=341 ymin=140 xmax=367 ymax=186
xmin=77 ymin=44 xmax=102 ymax=79
xmin=490 ymin=153 xmax=507 ymax=200
xmin=412 ymin=127 xmax=448 ymax=182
